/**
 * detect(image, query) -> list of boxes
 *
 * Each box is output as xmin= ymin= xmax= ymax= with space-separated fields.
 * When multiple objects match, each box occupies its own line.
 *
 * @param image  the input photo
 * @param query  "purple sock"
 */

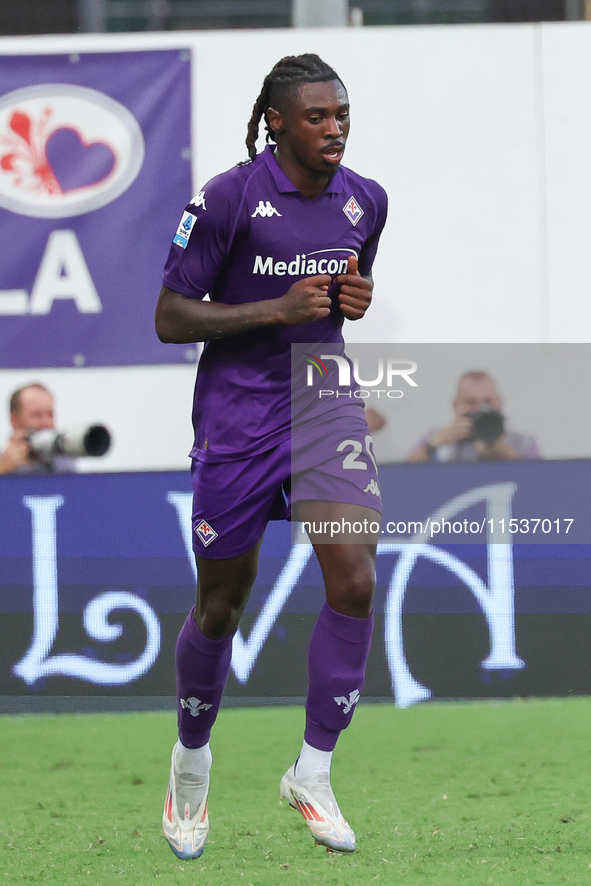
xmin=305 ymin=602 xmax=374 ymax=752
xmin=176 ymin=607 xmax=233 ymax=749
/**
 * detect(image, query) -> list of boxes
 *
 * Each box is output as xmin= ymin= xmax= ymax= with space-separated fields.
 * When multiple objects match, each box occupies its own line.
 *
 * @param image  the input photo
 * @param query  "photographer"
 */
xmin=407 ymin=371 xmax=541 ymax=463
xmin=0 ymin=383 xmax=77 ymax=475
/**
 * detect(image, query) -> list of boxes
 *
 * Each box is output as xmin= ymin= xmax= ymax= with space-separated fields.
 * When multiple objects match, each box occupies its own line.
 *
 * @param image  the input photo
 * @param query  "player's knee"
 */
xmin=196 ymin=573 xmax=254 ymax=639
xmin=342 ymin=577 xmax=374 ymax=614
xmin=197 ymin=598 xmax=242 ymax=639
xmin=329 ymin=564 xmax=375 ymax=617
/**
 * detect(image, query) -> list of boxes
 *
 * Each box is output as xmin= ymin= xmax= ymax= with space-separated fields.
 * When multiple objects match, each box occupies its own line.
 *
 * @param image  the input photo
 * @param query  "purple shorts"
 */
xmin=191 ymin=410 xmax=382 ymax=559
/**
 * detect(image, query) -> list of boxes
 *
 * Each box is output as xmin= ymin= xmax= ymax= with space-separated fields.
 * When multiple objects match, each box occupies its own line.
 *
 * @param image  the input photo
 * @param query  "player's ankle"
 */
xmin=174 ymin=740 xmax=212 ymax=776
xmin=294 ymin=740 xmax=333 ymax=780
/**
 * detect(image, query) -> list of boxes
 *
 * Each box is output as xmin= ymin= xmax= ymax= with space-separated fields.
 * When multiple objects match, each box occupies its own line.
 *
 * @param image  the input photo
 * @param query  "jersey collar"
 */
xmin=261 ymin=145 xmax=342 ymax=195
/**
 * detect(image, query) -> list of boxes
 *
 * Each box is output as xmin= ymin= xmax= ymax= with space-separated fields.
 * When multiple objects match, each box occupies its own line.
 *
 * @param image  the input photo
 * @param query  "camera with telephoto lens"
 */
xmin=466 ymin=406 xmax=505 ymax=445
xmin=28 ymin=425 xmax=111 ymax=459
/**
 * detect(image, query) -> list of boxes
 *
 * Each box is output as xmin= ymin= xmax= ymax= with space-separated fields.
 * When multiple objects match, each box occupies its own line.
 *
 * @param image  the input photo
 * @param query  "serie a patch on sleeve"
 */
xmin=173 ymin=210 xmax=197 ymax=248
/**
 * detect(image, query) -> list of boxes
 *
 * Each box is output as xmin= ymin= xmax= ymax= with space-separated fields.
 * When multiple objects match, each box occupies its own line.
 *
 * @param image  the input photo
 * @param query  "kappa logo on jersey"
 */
xmin=180 ymin=697 xmax=213 ymax=717
xmin=334 ymin=689 xmax=360 ymax=714
xmin=363 ymin=479 xmax=382 ymax=498
xmin=251 ymin=200 xmax=282 ymax=218
xmin=173 ymin=210 xmax=196 ymax=248
xmin=194 ymin=518 xmax=218 ymax=546
xmin=190 ymin=190 xmax=207 ymax=210
xmin=343 ymin=196 xmax=364 ymax=226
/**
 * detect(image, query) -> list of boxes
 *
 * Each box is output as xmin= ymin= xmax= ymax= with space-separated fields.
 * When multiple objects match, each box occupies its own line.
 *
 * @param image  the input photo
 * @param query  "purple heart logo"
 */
xmin=45 ymin=127 xmax=116 ymax=193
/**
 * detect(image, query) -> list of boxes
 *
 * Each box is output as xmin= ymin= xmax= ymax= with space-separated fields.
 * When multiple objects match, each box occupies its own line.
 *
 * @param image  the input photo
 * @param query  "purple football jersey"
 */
xmin=162 ymin=146 xmax=388 ymax=461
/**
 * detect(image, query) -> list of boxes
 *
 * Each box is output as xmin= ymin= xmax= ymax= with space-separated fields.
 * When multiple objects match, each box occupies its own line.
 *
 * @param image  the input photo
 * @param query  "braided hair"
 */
xmin=245 ymin=54 xmax=344 ymax=161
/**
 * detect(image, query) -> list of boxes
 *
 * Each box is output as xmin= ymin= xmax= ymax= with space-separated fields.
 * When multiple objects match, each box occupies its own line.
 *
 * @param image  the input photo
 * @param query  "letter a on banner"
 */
xmin=29 ymin=230 xmax=102 ymax=314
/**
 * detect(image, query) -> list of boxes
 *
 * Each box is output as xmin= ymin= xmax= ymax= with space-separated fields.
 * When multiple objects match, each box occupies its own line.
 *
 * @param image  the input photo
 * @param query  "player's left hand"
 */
xmin=336 ymin=255 xmax=373 ymax=320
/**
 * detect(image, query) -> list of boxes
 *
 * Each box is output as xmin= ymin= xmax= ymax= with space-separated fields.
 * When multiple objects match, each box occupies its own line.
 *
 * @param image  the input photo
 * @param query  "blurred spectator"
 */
xmin=365 ymin=406 xmax=386 ymax=435
xmin=0 ymin=383 xmax=76 ymax=475
xmin=407 ymin=370 xmax=541 ymax=463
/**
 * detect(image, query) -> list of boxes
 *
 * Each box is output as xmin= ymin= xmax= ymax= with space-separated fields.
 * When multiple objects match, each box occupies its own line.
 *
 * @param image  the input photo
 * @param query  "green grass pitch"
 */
xmin=1 ymin=698 xmax=591 ymax=884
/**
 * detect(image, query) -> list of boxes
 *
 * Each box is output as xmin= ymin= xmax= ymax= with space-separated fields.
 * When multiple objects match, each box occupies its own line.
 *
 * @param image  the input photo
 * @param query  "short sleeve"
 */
xmin=162 ymin=171 xmax=240 ymax=299
xmin=358 ymin=182 xmax=388 ymax=278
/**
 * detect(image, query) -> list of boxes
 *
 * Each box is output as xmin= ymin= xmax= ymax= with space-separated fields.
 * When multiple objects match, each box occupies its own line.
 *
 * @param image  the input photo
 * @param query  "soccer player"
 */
xmin=156 ymin=53 xmax=388 ymax=857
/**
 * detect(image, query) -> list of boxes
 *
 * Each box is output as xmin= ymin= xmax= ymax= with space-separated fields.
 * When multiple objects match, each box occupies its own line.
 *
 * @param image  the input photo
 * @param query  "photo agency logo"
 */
xmin=0 ymin=84 xmax=145 ymax=218
xmin=304 ymin=350 xmax=418 ymax=400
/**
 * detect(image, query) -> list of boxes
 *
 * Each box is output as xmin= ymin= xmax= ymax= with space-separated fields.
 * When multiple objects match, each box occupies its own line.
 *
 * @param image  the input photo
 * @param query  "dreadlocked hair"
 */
xmin=245 ymin=54 xmax=344 ymax=161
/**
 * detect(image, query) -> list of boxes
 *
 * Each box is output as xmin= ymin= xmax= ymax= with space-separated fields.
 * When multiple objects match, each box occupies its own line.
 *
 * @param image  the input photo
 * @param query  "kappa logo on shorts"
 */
xmin=194 ymin=519 xmax=218 ymax=546
xmin=363 ymin=479 xmax=382 ymax=498
xmin=343 ymin=196 xmax=364 ymax=226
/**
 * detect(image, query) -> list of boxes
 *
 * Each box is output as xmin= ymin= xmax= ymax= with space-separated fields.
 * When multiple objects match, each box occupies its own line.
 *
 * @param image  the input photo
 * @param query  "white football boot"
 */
xmin=280 ymin=763 xmax=356 ymax=852
xmin=162 ymin=741 xmax=209 ymax=859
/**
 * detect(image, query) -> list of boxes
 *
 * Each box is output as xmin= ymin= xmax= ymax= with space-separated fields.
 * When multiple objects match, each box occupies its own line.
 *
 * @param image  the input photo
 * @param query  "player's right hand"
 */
xmin=276 ymin=275 xmax=332 ymax=325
